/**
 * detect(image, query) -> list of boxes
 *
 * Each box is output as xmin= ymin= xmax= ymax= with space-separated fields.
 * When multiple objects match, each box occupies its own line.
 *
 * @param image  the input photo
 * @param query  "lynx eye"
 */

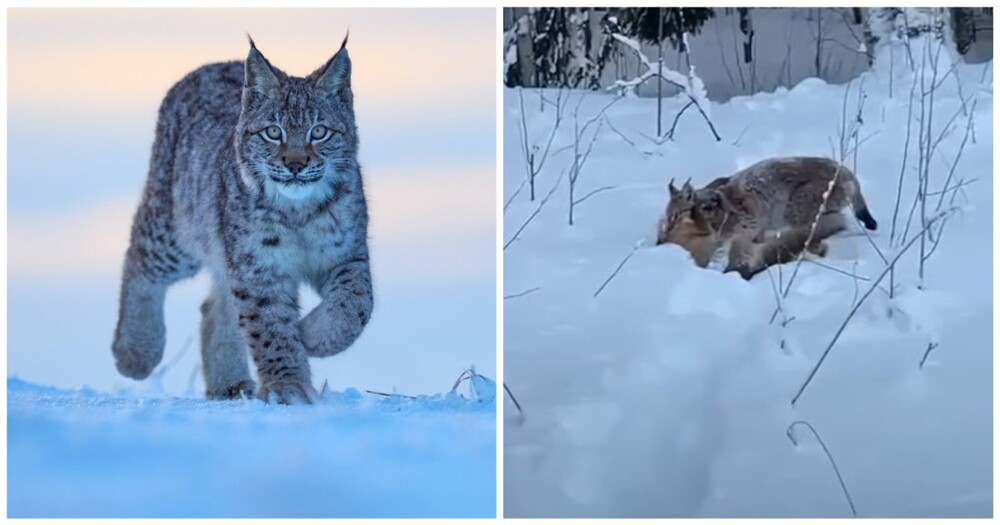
xmin=310 ymin=125 xmax=332 ymax=142
xmin=263 ymin=125 xmax=283 ymax=142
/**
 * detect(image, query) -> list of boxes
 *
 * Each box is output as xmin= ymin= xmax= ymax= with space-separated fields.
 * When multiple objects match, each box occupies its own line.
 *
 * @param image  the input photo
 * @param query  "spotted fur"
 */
xmin=112 ymin=36 xmax=373 ymax=404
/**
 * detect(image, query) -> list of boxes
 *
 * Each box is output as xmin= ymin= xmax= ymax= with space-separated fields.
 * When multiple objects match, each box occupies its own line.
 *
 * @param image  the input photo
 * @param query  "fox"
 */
xmin=655 ymin=156 xmax=878 ymax=279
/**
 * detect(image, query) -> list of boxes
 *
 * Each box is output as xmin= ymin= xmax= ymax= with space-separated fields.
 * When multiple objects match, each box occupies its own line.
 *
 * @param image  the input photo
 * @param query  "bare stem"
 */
xmin=804 ymin=259 xmax=871 ymax=282
xmin=504 ymin=382 xmax=525 ymax=419
xmin=568 ymin=95 xmax=623 ymax=226
xmin=573 ymin=180 xmax=619 ymax=204
xmin=517 ymin=87 xmax=566 ymax=204
xmin=786 ymin=421 xmax=858 ymax=517
xmin=593 ymin=240 xmax=645 ymax=298
xmin=503 ymin=287 xmax=541 ymax=300
xmin=919 ymin=341 xmax=940 ymax=369
xmin=366 ymin=390 xmax=417 ymax=400
xmin=665 ymin=100 xmax=695 ymax=139
xmin=935 ymin=98 xmax=978 ymax=213
xmin=604 ymin=115 xmax=638 ymax=149
xmin=889 ymin=56 xmax=920 ymax=245
xmin=504 ymin=168 xmax=565 ymax=250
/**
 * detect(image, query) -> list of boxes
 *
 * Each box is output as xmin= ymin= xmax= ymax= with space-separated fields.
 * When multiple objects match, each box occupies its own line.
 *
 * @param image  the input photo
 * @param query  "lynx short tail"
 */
xmin=850 ymin=185 xmax=878 ymax=231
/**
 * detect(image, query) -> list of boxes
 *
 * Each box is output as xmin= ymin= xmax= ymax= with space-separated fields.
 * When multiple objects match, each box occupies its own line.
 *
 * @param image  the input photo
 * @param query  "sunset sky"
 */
xmin=7 ymin=8 xmax=497 ymax=395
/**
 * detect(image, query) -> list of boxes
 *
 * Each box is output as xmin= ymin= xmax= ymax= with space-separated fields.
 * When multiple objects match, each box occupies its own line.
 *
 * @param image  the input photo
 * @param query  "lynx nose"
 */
xmin=283 ymin=156 xmax=309 ymax=175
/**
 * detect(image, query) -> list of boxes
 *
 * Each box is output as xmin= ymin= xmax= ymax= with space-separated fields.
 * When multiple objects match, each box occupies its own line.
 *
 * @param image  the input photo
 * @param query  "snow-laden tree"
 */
xmin=609 ymin=7 xmax=714 ymax=51
xmin=503 ymin=21 xmax=521 ymax=87
xmin=948 ymin=7 xmax=990 ymax=56
xmin=504 ymin=7 xmax=603 ymax=89
xmin=603 ymin=8 xmax=714 ymax=136
xmin=866 ymin=7 xmax=952 ymax=49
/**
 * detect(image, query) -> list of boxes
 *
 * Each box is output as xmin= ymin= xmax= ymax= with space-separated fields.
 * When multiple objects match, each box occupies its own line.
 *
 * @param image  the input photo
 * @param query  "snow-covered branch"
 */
xmin=606 ymin=33 xmax=721 ymax=141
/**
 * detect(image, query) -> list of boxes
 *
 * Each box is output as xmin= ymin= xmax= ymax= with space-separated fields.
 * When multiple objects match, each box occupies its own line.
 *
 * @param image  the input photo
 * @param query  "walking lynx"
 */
xmin=656 ymin=157 xmax=877 ymax=279
xmin=112 ymin=36 xmax=373 ymax=404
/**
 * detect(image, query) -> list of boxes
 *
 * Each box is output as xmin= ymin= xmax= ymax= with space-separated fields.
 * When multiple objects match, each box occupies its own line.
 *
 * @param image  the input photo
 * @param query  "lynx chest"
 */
xmin=249 ymin=208 xmax=357 ymax=286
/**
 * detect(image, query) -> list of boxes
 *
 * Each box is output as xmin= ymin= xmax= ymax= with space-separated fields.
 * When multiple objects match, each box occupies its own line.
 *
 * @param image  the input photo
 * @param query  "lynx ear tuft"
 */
xmin=311 ymin=32 xmax=352 ymax=93
xmin=677 ymin=179 xmax=695 ymax=199
xmin=668 ymin=178 xmax=678 ymax=197
xmin=244 ymin=37 xmax=280 ymax=93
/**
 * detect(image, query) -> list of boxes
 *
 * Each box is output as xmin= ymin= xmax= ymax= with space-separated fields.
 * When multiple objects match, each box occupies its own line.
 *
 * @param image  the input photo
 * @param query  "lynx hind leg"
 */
xmin=725 ymin=217 xmax=838 ymax=280
xmin=726 ymin=234 xmax=800 ymax=280
xmin=764 ymin=213 xmax=846 ymax=267
xmin=807 ymin=211 xmax=847 ymax=249
xmin=200 ymin=285 xmax=255 ymax=400
xmin=112 ymin=206 xmax=200 ymax=379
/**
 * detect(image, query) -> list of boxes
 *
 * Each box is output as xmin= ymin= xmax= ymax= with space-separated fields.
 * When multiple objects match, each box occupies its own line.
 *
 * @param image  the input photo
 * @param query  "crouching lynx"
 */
xmin=112 ymin=36 xmax=373 ymax=404
xmin=656 ymin=157 xmax=877 ymax=279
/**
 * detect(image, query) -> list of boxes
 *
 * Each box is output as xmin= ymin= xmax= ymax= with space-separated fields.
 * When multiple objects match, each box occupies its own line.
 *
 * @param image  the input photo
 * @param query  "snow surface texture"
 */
xmin=503 ymin=38 xmax=992 ymax=518
xmin=7 ymin=377 xmax=495 ymax=518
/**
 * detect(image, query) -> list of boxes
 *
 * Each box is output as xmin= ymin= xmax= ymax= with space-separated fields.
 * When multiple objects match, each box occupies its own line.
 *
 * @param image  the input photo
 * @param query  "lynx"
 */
xmin=111 ymin=36 xmax=373 ymax=404
xmin=656 ymin=157 xmax=877 ymax=279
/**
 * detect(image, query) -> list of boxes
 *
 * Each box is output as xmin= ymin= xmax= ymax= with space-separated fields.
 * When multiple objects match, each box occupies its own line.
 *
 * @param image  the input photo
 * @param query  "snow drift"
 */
xmin=7 ymin=378 xmax=496 ymax=518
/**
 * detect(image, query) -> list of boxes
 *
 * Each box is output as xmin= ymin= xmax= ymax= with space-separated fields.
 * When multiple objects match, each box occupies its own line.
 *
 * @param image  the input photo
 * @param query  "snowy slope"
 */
xmin=7 ymin=378 xmax=495 ymax=518
xmin=503 ymin=40 xmax=992 ymax=518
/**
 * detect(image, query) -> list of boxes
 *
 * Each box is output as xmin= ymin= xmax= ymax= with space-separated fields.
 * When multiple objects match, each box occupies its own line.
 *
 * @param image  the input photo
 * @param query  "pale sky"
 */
xmin=7 ymin=8 xmax=497 ymax=396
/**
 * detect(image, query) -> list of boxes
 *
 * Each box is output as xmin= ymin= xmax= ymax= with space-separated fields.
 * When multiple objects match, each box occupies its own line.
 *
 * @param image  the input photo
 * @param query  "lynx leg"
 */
xmin=804 ymin=212 xmax=848 ymax=257
xmin=731 ymin=212 xmax=848 ymax=279
xmin=725 ymin=237 xmax=762 ymax=279
xmin=113 ymin=191 xmax=201 ymax=378
xmin=229 ymin=273 xmax=316 ymax=405
xmin=200 ymin=283 xmax=255 ymax=399
xmin=805 ymin=212 xmax=846 ymax=256
xmin=223 ymin=249 xmax=317 ymax=404
xmin=723 ymin=222 xmax=767 ymax=279
xmin=113 ymin=274 xmax=170 ymax=379
xmin=113 ymin=259 xmax=200 ymax=379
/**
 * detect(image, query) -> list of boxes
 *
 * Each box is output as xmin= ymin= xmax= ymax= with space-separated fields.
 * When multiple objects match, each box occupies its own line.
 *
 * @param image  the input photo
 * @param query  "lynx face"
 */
xmin=657 ymin=180 xmax=726 ymax=246
xmin=658 ymin=210 xmax=719 ymax=267
xmin=236 ymin=40 xmax=358 ymax=203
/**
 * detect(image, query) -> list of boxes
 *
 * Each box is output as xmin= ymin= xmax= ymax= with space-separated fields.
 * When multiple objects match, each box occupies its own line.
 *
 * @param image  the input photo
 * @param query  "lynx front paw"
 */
xmin=300 ymin=307 xmax=360 ymax=358
xmin=207 ymin=379 xmax=256 ymax=400
xmin=112 ymin=331 xmax=165 ymax=380
xmin=113 ymin=287 xmax=167 ymax=380
xmin=257 ymin=379 xmax=318 ymax=405
xmin=724 ymin=263 xmax=757 ymax=281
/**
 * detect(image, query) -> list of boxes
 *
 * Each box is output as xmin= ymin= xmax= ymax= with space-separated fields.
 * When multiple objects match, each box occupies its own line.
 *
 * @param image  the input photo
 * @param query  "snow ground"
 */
xmin=7 ymin=378 xmax=495 ymax=518
xmin=503 ymin=40 xmax=992 ymax=518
